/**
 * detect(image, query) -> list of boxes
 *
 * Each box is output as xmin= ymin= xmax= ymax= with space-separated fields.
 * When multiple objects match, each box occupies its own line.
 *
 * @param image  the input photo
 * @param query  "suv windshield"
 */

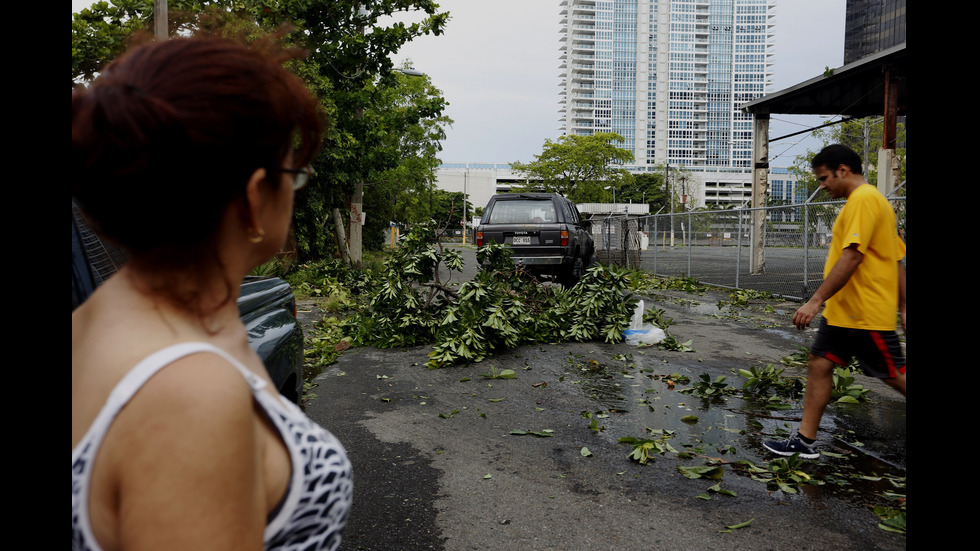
xmin=485 ymin=200 xmax=557 ymax=224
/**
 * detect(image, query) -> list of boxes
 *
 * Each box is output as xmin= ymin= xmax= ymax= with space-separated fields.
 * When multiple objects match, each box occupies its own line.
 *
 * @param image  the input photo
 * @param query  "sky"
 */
xmin=73 ymin=0 xmax=846 ymax=169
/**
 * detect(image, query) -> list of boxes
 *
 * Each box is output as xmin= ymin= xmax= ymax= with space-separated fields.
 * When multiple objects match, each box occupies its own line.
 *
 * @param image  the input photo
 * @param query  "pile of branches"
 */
xmin=343 ymin=223 xmax=638 ymax=368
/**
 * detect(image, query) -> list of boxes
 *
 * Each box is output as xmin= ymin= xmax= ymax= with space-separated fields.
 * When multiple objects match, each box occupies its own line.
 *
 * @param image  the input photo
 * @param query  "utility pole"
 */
xmin=349 ymin=161 xmax=364 ymax=267
xmin=347 ymin=8 xmax=369 ymax=268
xmin=461 ymin=170 xmax=468 ymax=244
xmin=154 ymin=0 xmax=167 ymax=39
xmin=666 ymin=163 xmax=675 ymax=247
xmin=347 ymin=63 xmax=425 ymax=266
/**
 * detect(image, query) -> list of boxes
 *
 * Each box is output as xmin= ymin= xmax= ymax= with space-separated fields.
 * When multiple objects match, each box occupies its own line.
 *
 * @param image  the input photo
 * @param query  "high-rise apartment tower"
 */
xmin=844 ymin=0 xmax=905 ymax=64
xmin=558 ymin=0 xmax=775 ymax=205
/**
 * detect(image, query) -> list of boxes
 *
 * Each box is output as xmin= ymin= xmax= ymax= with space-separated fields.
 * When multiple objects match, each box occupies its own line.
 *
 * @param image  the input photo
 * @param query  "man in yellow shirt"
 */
xmin=764 ymin=144 xmax=906 ymax=459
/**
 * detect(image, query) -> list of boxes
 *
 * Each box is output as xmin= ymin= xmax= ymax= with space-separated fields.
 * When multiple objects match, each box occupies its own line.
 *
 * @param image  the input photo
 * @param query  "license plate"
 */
xmin=512 ymin=236 xmax=531 ymax=245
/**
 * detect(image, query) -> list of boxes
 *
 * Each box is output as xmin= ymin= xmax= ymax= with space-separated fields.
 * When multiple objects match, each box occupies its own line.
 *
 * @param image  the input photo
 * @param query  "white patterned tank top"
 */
xmin=71 ymin=342 xmax=353 ymax=550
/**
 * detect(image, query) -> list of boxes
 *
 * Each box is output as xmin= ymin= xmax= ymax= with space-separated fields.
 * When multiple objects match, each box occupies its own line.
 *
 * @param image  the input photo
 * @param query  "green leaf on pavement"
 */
xmin=724 ymin=518 xmax=753 ymax=531
xmin=677 ymin=465 xmax=725 ymax=480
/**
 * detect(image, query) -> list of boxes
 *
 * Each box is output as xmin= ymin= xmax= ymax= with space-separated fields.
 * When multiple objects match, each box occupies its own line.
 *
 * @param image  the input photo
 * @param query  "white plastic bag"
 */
xmin=624 ymin=326 xmax=666 ymax=345
xmin=624 ymin=299 xmax=666 ymax=345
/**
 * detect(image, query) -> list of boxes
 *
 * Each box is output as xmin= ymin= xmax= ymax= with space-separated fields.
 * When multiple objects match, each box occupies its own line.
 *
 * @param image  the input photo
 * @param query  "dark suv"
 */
xmin=476 ymin=193 xmax=595 ymax=286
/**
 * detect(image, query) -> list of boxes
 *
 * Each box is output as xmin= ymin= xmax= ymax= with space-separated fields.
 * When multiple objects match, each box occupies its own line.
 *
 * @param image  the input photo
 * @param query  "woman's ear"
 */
xmin=242 ymin=168 xmax=268 ymax=231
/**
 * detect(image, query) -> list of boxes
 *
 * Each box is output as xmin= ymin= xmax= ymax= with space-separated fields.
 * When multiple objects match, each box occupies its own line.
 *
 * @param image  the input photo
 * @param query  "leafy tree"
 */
xmin=430 ymin=190 xmax=472 ymax=233
xmin=266 ymin=2 xmax=449 ymax=263
xmin=510 ymin=132 xmax=635 ymax=203
xmin=655 ymin=164 xmax=700 ymax=212
xmin=618 ymin=173 xmax=666 ymax=212
xmin=815 ymin=117 xmax=906 ymax=185
xmin=360 ymin=63 xmax=453 ymax=249
xmin=788 ymin=151 xmax=820 ymax=202
xmin=72 ymin=0 xmax=148 ymax=86
xmin=72 ymin=0 xmax=451 ymax=262
xmin=792 ymin=117 xmax=907 ymax=192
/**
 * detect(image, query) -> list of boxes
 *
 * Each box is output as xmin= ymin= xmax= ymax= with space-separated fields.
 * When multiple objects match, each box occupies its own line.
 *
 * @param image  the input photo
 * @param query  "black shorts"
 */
xmin=811 ymin=319 xmax=906 ymax=379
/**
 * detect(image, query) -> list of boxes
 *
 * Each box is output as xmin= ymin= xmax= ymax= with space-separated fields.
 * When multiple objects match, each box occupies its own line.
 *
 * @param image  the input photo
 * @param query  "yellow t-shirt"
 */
xmin=823 ymin=184 xmax=906 ymax=330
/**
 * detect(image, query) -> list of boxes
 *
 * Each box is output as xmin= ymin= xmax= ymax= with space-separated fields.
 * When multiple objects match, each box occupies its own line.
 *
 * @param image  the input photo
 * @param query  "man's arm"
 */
xmin=793 ymin=244 xmax=863 ymax=330
xmin=898 ymin=260 xmax=906 ymax=333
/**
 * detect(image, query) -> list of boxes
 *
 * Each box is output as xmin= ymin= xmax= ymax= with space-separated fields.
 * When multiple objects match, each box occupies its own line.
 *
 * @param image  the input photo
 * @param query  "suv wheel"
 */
xmin=559 ymin=257 xmax=584 ymax=289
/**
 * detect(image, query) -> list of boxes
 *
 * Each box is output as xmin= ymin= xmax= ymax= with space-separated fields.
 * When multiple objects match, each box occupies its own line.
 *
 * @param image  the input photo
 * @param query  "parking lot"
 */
xmin=302 ymin=264 xmax=906 ymax=550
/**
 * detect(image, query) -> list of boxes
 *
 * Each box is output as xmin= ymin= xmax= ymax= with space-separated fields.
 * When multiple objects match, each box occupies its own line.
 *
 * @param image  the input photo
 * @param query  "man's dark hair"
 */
xmin=811 ymin=144 xmax=863 ymax=175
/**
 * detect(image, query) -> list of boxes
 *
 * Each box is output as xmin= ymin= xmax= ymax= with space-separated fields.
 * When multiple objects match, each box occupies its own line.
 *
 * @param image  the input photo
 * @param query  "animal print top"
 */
xmin=71 ymin=342 xmax=352 ymax=550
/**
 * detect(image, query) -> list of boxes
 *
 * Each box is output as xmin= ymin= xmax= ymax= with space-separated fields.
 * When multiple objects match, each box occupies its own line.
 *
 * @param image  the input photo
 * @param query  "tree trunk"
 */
xmin=333 ymin=207 xmax=351 ymax=265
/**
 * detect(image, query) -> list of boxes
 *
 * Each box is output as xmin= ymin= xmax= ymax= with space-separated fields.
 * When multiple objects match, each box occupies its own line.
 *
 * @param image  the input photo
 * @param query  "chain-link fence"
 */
xmin=592 ymin=196 xmax=906 ymax=300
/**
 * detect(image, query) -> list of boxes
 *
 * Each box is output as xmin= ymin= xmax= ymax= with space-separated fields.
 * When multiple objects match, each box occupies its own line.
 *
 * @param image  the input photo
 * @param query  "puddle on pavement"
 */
xmin=563 ymin=351 xmax=906 ymax=507
xmin=760 ymin=326 xmax=799 ymax=340
xmin=676 ymin=301 xmax=724 ymax=316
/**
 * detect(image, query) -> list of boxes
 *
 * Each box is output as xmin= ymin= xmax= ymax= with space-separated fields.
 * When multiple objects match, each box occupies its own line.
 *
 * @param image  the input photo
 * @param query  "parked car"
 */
xmin=475 ymin=193 xmax=596 ymax=286
xmin=72 ymin=204 xmax=305 ymax=402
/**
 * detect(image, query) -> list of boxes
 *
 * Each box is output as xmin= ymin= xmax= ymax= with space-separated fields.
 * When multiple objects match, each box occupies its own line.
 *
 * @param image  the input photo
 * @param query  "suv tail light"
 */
xmin=560 ymin=230 xmax=568 ymax=246
xmin=476 ymin=231 xmax=484 ymax=247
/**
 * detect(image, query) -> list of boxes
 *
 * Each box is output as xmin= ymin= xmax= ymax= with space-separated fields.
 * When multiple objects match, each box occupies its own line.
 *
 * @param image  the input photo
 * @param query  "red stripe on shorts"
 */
xmin=825 ymin=352 xmax=845 ymax=366
xmin=870 ymin=331 xmax=898 ymax=378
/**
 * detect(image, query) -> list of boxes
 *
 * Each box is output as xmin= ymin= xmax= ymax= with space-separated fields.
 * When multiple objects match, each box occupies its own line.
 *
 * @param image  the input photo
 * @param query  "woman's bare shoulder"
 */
xmin=90 ymin=352 xmax=267 ymax=550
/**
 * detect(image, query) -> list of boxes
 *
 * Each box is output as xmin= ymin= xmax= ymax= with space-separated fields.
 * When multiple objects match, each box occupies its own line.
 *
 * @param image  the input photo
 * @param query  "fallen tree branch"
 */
xmin=421 ymin=281 xmax=459 ymax=298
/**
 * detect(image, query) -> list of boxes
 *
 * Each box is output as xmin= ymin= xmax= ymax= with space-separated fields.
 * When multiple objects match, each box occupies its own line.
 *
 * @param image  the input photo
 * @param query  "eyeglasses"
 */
xmin=281 ymin=166 xmax=315 ymax=191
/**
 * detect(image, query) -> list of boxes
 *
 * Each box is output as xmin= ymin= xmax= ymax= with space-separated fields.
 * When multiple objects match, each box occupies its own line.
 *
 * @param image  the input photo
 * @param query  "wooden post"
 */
xmin=750 ymin=113 xmax=769 ymax=275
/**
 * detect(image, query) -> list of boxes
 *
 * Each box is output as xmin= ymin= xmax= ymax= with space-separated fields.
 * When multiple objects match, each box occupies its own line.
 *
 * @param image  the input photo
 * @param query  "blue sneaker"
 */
xmin=763 ymin=434 xmax=820 ymax=459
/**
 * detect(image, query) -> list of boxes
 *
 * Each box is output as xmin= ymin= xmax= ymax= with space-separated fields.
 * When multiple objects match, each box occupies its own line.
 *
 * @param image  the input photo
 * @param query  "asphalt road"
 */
xmin=301 ymin=250 xmax=906 ymax=551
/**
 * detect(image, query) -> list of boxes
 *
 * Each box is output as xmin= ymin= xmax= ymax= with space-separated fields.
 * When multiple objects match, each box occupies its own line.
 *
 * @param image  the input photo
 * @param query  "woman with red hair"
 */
xmin=72 ymin=37 xmax=351 ymax=550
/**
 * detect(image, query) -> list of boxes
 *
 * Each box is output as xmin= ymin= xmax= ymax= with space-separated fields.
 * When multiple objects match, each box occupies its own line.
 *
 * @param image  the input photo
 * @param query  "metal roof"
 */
xmin=741 ymin=43 xmax=906 ymax=117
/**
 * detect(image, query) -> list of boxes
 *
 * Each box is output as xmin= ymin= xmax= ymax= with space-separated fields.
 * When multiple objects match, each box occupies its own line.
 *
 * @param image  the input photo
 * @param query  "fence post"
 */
xmin=803 ymin=202 xmax=810 ymax=296
xmin=686 ymin=210 xmax=693 ymax=276
xmin=652 ymin=215 xmax=658 ymax=274
xmin=736 ymin=209 xmax=743 ymax=289
xmin=603 ymin=215 xmax=609 ymax=263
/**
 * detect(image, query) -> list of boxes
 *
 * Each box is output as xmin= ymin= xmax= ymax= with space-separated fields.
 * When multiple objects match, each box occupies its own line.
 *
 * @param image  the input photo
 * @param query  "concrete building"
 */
xmin=435 ymin=163 xmax=524 ymax=216
xmin=557 ymin=0 xmax=775 ymax=209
